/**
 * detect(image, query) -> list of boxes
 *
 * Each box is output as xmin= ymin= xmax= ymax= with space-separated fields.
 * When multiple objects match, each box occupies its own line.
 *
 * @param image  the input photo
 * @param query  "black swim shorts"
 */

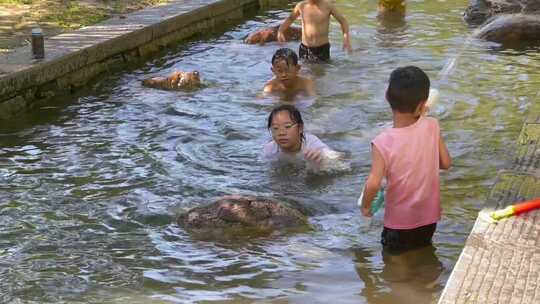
xmin=299 ymin=42 xmax=330 ymax=62
xmin=381 ymin=223 xmax=437 ymax=255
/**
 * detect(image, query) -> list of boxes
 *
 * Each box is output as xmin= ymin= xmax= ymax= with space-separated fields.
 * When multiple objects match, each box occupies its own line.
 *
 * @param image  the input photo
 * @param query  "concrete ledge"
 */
xmin=438 ymin=113 xmax=540 ymax=304
xmin=439 ymin=208 xmax=540 ymax=304
xmin=514 ymin=115 xmax=540 ymax=175
xmin=0 ymin=0 xmax=266 ymax=118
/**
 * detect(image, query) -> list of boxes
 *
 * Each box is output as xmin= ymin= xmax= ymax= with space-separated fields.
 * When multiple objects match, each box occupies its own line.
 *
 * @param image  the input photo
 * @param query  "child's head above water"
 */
xmin=386 ymin=66 xmax=430 ymax=113
xmin=267 ymin=104 xmax=305 ymax=151
xmin=271 ymin=48 xmax=301 ymax=84
xmin=272 ymin=47 xmax=299 ymax=66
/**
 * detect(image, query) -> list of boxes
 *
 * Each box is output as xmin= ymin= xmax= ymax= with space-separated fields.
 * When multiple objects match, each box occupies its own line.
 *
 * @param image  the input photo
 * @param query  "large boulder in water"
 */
xmin=464 ymin=0 xmax=540 ymax=44
xmin=464 ymin=0 xmax=540 ymax=25
xmin=474 ymin=14 xmax=540 ymax=44
xmin=177 ymin=196 xmax=310 ymax=237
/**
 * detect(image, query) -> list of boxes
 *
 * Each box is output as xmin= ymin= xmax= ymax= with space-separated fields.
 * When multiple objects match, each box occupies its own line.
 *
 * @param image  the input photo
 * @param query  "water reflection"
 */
xmin=352 ymin=245 xmax=443 ymax=304
xmin=1 ymin=0 xmax=540 ymax=303
xmin=257 ymin=93 xmax=317 ymax=109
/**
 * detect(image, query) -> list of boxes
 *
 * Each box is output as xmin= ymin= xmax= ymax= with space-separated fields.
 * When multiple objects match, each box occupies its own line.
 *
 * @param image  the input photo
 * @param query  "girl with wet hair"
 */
xmin=262 ymin=104 xmax=329 ymax=165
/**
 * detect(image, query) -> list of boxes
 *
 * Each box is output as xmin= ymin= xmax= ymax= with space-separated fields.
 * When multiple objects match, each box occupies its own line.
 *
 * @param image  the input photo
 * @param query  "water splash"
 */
xmin=437 ymin=35 xmax=475 ymax=83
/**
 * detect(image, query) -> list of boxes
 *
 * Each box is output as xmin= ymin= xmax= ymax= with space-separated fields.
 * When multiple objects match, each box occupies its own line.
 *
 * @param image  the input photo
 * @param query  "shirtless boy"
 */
xmin=263 ymin=48 xmax=315 ymax=99
xmin=277 ymin=0 xmax=352 ymax=62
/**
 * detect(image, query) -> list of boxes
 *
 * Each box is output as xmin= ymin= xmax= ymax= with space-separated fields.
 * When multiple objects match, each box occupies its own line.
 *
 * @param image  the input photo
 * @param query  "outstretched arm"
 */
xmin=278 ymin=4 xmax=301 ymax=42
xmin=439 ymin=133 xmax=452 ymax=170
xmin=361 ymin=145 xmax=385 ymax=217
xmin=304 ymin=78 xmax=316 ymax=96
xmin=330 ymin=5 xmax=352 ymax=53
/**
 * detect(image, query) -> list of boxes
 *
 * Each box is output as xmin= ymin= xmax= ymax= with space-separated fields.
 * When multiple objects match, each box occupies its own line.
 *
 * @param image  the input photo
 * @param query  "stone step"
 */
xmin=439 ymin=112 xmax=540 ymax=304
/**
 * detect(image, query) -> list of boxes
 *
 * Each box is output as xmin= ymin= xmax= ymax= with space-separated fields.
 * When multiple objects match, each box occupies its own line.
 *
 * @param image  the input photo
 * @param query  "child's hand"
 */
xmin=304 ymin=149 xmax=323 ymax=165
xmin=277 ymin=31 xmax=287 ymax=43
xmin=343 ymin=40 xmax=352 ymax=54
xmin=361 ymin=205 xmax=372 ymax=217
xmin=423 ymin=88 xmax=439 ymax=116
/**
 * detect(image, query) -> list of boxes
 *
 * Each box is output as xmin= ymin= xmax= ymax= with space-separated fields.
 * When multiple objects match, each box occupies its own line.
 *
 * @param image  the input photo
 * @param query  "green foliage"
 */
xmin=0 ymin=0 xmax=33 ymax=4
xmin=44 ymin=2 xmax=109 ymax=29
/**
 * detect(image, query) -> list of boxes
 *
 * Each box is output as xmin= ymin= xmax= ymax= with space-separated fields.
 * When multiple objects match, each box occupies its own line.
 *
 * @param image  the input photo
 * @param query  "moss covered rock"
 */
xmin=177 ymin=195 xmax=311 ymax=238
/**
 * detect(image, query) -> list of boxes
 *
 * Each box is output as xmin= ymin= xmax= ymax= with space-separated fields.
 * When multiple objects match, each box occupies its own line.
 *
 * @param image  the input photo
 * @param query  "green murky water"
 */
xmin=1 ymin=0 xmax=539 ymax=303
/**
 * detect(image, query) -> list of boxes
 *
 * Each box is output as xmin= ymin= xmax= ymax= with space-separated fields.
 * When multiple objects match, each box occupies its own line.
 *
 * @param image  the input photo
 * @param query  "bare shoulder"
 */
xmin=263 ymin=79 xmax=275 ymax=92
xmin=296 ymin=1 xmax=307 ymax=9
xmin=264 ymin=78 xmax=281 ymax=93
xmin=299 ymin=76 xmax=315 ymax=95
xmin=300 ymin=76 xmax=314 ymax=86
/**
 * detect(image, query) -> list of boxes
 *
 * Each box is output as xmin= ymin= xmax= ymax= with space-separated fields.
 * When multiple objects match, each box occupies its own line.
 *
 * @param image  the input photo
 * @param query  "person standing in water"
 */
xmin=277 ymin=0 xmax=352 ymax=62
xmin=360 ymin=66 xmax=452 ymax=254
xmin=378 ymin=0 xmax=406 ymax=16
xmin=377 ymin=0 xmax=406 ymax=28
xmin=263 ymin=48 xmax=315 ymax=100
xmin=262 ymin=105 xmax=331 ymax=167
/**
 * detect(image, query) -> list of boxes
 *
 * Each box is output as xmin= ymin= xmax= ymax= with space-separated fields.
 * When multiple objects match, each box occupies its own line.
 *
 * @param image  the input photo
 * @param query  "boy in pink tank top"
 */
xmin=360 ymin=66 xmax=452 ymax=254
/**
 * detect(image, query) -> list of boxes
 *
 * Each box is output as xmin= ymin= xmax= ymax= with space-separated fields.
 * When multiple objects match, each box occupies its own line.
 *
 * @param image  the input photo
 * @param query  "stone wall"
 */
xmin=0 ymin=0 xmax=273 ymax=119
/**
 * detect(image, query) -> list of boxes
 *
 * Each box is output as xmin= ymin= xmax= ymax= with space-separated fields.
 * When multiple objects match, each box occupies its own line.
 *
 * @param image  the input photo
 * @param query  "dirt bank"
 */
xmin=0 ymin=0 xmax=168 ymax=52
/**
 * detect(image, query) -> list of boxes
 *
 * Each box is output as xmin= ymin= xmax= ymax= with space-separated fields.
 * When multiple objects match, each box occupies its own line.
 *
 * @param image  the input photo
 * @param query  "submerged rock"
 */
xmin=474 ymin=14 xmax=540 ymax=44
xmin=464 ymin=0 xmax=523 ymax=25
xmin=142 ymin=70 xmax=201 ymax=91
xmin=244 ymin=25 xmax=302 ymax=45
xmin=464 ymin=0 xmax=540 ymax=25
xmin=177 ymin=195 xmax=310 ymax=237
xmin=464 ymin=0 xmax=540 ymax=44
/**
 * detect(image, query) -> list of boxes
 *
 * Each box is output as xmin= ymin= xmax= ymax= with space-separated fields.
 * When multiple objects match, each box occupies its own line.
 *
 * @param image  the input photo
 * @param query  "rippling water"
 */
xmin=1 ymin=1 xmax=540 ymax=303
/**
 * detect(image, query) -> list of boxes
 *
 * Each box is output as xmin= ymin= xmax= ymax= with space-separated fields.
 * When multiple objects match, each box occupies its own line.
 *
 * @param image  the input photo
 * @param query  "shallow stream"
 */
xmin=1 ymin=0 xmax=539 ymax=303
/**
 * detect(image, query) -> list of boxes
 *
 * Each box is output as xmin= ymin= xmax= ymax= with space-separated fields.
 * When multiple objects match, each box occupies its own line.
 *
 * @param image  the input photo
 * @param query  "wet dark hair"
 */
xmin=271 ymin=48 xmax=299 ymax=67
xmin=386 ymin=66 xmax=430 ymax=113
xmin=267 ymin=104 xmax=305 ymax=141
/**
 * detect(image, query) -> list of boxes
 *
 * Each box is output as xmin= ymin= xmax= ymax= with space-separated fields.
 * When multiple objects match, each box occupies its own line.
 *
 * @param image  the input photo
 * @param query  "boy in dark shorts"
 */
xmin=277 ymin=0 xmax=352 ymax=62
xmin=360 ymin=66 xmax=452 ymax=254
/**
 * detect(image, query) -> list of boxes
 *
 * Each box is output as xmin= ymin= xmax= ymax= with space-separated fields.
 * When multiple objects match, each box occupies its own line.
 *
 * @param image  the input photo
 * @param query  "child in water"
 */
xmin=263 ymin=48 xmax=315 ymax=100
xmin=378 ymin=0 xmax=406 ymax=16
xmin=262 ymin=104 xmax=331 ymax=167
xmin=360 ymin=66 xmax=452 ymax=254
xmin=277 ymin=0 xmax=352 ymax=62
xmin=377 ymin=0 xmax=406 ymax=26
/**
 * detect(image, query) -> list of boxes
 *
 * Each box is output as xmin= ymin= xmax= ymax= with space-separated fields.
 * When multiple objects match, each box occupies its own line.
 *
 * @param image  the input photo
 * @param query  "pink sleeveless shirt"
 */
xmin=372 ymin=116 xmax=441 ymax=229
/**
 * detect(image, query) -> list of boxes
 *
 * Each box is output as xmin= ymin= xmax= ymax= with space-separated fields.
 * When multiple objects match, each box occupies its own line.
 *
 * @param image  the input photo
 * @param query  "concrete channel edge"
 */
xmin=0 ymin=0 xmax=280 ymax=119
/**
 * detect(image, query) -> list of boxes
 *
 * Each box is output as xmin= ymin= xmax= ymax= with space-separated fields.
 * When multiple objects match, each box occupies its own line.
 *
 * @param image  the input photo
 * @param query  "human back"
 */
xmin=373 ymin=116 xmax=442 ymax=229
xmin=360 ymin=66 xmax=451 ymax=253
xmin=375 ymin=66 xmax=450 ymax=229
